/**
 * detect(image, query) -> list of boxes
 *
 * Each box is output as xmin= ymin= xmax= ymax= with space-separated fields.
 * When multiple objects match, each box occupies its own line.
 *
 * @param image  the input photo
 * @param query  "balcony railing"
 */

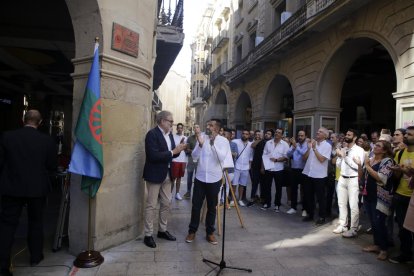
xmin=211 ymin=62 xmax=228 ymax=85
xmin=202 ymin=86 xmax=212 ymax=101
xmin=226 ymin=0 xmax=337 ymax=84
xmin=158 ymin=0 xmax=184 ymax=28
xmin=211 ymin=30 xmax=229 ymax=54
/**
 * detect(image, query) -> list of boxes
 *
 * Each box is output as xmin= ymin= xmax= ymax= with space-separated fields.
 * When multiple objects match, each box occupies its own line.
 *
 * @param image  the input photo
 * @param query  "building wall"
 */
xmin=200 ymin=0 xmax=414 ymax=135
xmin=67 ymin=0 xmax=156 ymax=253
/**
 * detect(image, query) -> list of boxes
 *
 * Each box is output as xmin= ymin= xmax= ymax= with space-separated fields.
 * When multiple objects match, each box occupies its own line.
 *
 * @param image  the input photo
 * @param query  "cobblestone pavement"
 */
xmin=9 ymin=176 xmax=413 ymax=275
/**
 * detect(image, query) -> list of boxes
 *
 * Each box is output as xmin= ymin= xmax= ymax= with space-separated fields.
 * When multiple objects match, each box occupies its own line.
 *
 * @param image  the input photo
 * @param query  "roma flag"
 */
xmin=69 ymin=42 xmax=103 ymax=198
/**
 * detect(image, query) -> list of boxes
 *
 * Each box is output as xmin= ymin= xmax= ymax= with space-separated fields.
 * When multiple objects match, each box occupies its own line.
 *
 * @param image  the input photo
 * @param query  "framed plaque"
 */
xmin=111 ymin=23 xmax=139 ymax=57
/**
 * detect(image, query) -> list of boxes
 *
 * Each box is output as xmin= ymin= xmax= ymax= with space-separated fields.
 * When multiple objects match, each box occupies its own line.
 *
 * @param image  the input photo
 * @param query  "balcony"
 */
xmin=225 ymin=0 xmax=372 ymax=86
xmin=153 ymin=0 xmax=184 ymax=90
xmin=202 ymin=85 xmax=212 ymax=101
xmin=191 ymin=97 xmax=204 ymax=107
xmin=211 ymin=30 xmax=229 ymax=54
xmin=203 ymin=55 xmax=212 ymax=75
xmin=211 ymin=62 xmax=228 ymax=85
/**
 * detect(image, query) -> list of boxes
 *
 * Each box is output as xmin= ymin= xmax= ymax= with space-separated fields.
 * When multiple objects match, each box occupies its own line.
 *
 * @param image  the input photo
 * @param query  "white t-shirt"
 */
xmin=172 ymin=134 xmax=187 ymax=163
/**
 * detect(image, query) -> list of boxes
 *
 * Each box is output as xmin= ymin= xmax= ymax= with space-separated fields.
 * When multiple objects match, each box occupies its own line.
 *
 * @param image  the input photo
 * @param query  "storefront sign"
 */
xmin=111 ymin=23 xmax=139 ymax=57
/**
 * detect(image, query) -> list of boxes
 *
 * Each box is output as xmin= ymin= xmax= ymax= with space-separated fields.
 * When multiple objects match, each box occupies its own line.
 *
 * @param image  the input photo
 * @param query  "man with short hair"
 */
xmin=183 ymin=124 xmax=200 ymax=199
xmin=334 ymin=129 xmax=365 ymax=237
xmin=231 ymin=129 xmax=253 ymax=207
xmin=171 ymin=123 xmax=187 ymax=200
xmin=286 ymin=130 xmax=308 ymax=215
xmin=261 ymin=128 xmax=289 ymax=212
xmin=0 ymin=110 xmax=57 ymax=275
xmin=389 ymin=126 xmax=414 ymax=264
xmin=142 ymin=110 xmax=187 ymax=248
xmin=185 ymin=119 xmax=232 ymax=245
xmin=302 ymin=127 xmax=332 ymax=225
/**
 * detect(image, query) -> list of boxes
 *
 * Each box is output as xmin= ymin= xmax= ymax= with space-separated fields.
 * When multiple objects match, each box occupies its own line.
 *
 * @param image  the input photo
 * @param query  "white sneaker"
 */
xmin=238 ymin=200 xmax=246 ymax=207
xmin=302 ymin=210 xmax=307 ymax=217
xmin=229 ymin=201 xmax=235 ymax=207
xmin=175 ymin=193 xmax=182 ymax=200
xmin=260 ymin=204 xmax=269 ymax=211
xmin=286 ymin=208 xmax=297 ymax=215
xmin=333 ymin=225 xmax=346 ymax=234
xmin=274 ymin=206 xmax=280 ymax=213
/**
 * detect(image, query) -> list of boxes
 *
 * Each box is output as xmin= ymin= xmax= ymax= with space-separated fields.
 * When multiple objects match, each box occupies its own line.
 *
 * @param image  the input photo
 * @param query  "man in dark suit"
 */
xmin=0 ymin=110 xmax=57 ymax=276
xmin=142 ymin=110 xmax=186 ymax=248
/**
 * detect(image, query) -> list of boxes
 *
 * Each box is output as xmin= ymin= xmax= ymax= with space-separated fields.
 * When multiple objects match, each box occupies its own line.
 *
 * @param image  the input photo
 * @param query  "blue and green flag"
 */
xmin=69 ymin=43 xmax=103 ymax=198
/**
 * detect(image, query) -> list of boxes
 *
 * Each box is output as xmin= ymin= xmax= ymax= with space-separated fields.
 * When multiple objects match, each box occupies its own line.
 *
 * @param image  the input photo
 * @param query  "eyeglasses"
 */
xmin=164 ymin=119 xmax=174 ymax=124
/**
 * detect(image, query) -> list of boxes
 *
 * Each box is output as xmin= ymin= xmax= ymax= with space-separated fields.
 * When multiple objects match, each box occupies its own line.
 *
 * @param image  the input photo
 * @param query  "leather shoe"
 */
xmin=30 ymin=254 xmax=44 ymax=266
xmin=143 ymin=236 xmax=156 ymax=248
xmin=157 ymin=231 xmax=176 ymax=241
xmin=315 ymin=218 xmax=326 ymax=226
xmin=302 ymin=216 xmax=313 ymax=222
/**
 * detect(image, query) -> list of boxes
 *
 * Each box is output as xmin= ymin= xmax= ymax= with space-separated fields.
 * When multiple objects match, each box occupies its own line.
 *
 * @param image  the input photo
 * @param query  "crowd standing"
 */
xmin=169 ymin=117 xmax=414 ymax=271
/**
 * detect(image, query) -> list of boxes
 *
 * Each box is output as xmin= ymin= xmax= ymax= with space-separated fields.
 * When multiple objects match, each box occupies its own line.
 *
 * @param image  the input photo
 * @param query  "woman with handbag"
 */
xmin=354 ymin=140 xmax=394 ymax=260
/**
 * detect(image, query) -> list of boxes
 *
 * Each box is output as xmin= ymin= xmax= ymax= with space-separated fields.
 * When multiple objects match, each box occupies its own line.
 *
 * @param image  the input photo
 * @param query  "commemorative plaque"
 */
xmin=111 ymin=23 xmax=139 ymax=57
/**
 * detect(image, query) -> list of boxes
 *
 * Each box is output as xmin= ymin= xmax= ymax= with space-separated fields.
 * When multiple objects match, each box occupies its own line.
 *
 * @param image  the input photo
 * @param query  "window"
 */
xmin=249 ymin=32 xmax=256 ymax=51
xmin=236 ymin=45 xmax=242 ymax=63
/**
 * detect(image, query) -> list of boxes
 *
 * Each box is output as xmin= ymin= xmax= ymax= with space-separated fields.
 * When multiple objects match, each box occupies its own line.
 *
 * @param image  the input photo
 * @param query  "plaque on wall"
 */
xmin=111 ymin=23 xmax=139 ymax=57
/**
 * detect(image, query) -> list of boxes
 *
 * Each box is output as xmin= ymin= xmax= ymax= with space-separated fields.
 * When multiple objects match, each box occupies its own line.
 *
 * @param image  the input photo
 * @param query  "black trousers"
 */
xmin=263 ymin=170 xmax=284 ymax=207
xmin=250 ymin=167 xmax=264 ymax=200
xmin=0 ymin=196 xmax=45 ymax=268
xmin=325 ymin=172 xmax=336 ymax=216
xmin=394 ymin=193 xmax=412 ymax=258
xmin=290 ymin=169 xmax=306 ymax=210
xmin=304 ymin=176 xmax=327 ymax=219
xmin=188 ymin=178 xmax=221 ymax=235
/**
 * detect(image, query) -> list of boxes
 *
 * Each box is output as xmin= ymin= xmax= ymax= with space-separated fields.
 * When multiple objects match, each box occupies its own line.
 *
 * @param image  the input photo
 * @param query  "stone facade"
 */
xmin=66 ymin=0 xmax=157 ymax=253
xmin=193 ymin=0 xmax=414 ymax=136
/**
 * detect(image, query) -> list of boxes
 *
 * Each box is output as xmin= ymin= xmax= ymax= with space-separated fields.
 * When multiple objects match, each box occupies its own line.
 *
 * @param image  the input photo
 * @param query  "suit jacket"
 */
xmin=143 ymin=126 xmax=179 ymax=183
xmin=0 ymin=126 xmax=57 ymax=197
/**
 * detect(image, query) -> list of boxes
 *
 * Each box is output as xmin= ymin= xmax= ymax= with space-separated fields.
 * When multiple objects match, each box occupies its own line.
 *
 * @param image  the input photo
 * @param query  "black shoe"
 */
xmin=365 ymin=227 xmax=372 ymax=234
xmin=157 ymin=231 xmax=176 ymax=241
xmin=0 ymin=268 xmax=12 ymax=276
xmin=315 ymin=218 xmax=326 ymax=226
xmin=30 ymin=254 xmax=44 ymax=266
xmin=302 ymin=216 xmax=313 ymax=222
xmin=388 ymin=254 xmax=413 ymax=264
xmin=247 ymin=201 xmax=255 ymax=207
xmin=144 ymin=236 xmax=156 ymax=248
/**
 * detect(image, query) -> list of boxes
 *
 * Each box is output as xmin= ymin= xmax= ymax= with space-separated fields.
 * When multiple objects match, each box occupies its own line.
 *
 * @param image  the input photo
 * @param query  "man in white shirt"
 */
xmin=334 ymin=129 xmax=365 ymax=237
xmin=231 ymin=129 xmax=253 ymax=207
xmin=302 ymin=127 xmax=332 ymax=225
xmin=185 ymin=119 xmax=232 ymax=245
xmin=261 ymin=128 xmax=289 ymax=212
xmin=171 ymin=123 xmax=187 ymax=200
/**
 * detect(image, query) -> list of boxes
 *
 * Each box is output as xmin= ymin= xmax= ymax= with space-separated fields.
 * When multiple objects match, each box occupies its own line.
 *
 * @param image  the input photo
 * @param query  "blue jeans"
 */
xmin=364 ymin=197 xmax=388 ymax=251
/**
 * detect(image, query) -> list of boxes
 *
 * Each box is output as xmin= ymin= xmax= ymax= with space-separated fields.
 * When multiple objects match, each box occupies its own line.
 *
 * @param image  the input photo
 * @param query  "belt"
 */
xmin=341 ymin=175 xmax=358 ymax=179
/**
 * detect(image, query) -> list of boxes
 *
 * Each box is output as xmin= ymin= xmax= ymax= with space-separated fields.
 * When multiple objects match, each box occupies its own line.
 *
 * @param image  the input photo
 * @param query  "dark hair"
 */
xmin=361 ymin=141 xmax=371 ymax=151
xmin=177 ymin=123 xmax=184 ymax=128
xmin=223 ymin=127 xmax=232 ymax=133
xmin=395 ymin=128 xmax=406 ymax=135
xmin=265 ymin=129 xmax=275 ymax=136
xmin=209 ymin=118 xmax=222 ymax=128
xmin=406 ymin=126 xmax=414 ymax=131
xmin=254 ymin=130 xmax=261 ymax=134
xmin=275 ymin=127 xmax=284 ymax=134
xmin=347 ymin=129 xmax=358 ymax=138
xmin=242 ymin=129 xmax=250 ymax=133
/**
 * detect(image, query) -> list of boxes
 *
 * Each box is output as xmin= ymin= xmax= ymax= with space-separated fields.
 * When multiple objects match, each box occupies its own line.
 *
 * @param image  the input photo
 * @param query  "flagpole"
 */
xmin=73 ymin=37 xmax=104 ymax=268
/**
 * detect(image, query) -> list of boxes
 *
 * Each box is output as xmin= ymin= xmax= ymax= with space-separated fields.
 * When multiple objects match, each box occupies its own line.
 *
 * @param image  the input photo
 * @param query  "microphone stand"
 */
xmin=202 ymin=138 xmax=252 ymax=275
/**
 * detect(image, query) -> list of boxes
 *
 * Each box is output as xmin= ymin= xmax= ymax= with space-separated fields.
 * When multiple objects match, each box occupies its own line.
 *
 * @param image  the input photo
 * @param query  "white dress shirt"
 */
xmin=232 ymin=139 xmax=253 ymax=170
xmin=336 ymin=144 xmax=365 ymax=177
xmin=262 ymin=139 xmax=289 ymax=172
xmin=192 ymin=134 xmax=233 ymax=183
xmin=172 ymin=134 xmax=188 ymax=163
xmin=302 ymin=140 xmax=331 ymax=178
xmin=158 ymin=126 xmax=172 ymax=156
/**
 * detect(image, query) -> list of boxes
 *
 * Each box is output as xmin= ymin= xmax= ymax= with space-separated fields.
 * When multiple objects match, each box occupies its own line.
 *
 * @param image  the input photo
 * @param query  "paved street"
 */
xmin=9 ymin=176 xmax=413 ymax=276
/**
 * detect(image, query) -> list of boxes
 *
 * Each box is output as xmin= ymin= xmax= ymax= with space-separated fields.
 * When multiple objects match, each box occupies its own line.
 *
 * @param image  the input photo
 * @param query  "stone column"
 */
xmin=67 ymin=0 xmax=156 ymax=253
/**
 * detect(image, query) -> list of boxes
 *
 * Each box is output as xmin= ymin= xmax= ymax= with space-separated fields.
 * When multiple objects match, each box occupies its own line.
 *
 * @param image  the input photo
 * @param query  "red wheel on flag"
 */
xmin=89 ymin=99 xmax=102 ymax=144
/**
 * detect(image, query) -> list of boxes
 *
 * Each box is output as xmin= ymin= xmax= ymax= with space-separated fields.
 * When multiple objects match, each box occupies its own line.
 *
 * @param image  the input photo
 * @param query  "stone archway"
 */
xmin=319 ymin=37 xmax=397 ymax=134
xmin=214 ymin=89 xmax=228 ymax=126
xmin=234 ymin=91 xmax=252 ymax=131
xmin=262 ymin=75 xmax=293 ymax=135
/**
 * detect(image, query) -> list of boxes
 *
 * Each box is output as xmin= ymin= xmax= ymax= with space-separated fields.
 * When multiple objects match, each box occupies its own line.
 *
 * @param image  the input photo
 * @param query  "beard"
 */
xmin=241 ymin=137 xmax=248 ymax=142
xmin=344 ymin=137 xmax=354 ymax=143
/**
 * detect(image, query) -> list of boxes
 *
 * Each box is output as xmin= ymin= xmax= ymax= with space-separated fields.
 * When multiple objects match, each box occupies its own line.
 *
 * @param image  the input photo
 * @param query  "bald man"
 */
xmin=0 ymin=110 xmax=57 ymax=275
